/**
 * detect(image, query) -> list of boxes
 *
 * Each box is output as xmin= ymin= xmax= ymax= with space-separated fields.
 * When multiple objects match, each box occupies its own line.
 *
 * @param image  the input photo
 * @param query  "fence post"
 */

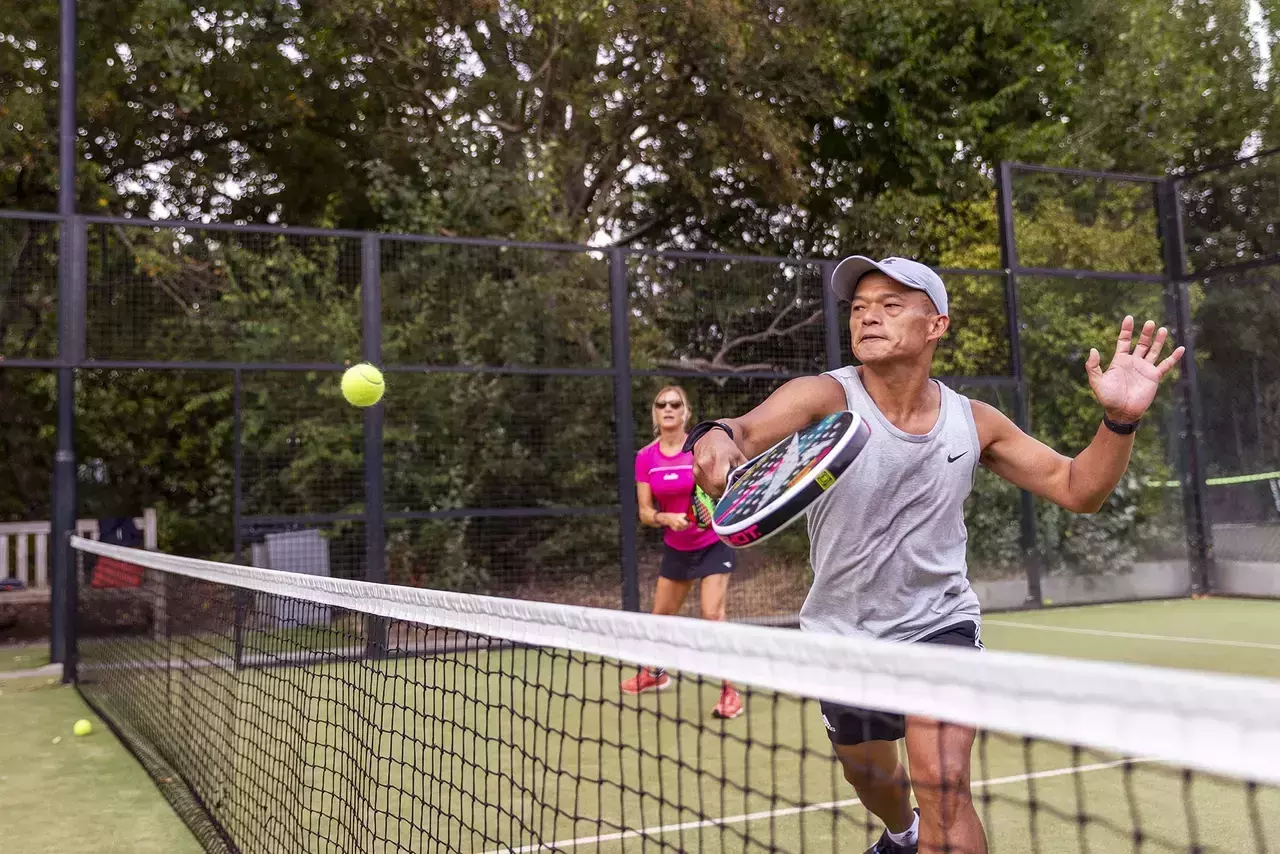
xmin=51 ymin=0 xmax=80 ymax=681
xmin=609 ymin=249 xmax=640 ymax=612
xmin=822 ymin=261 xmax=843 ymax=371
xmin=362 ymin=234 xmax=388 ymax=655
xmin=1156 ymin=178 xmax=1214 ymax=593
xmin=52 ymin=215 xmax=85 ymax=679
xmin=231 ymin=369 xmax=248 ymax=669
xmin=996 ymin=162 xmax=1043 ymax=607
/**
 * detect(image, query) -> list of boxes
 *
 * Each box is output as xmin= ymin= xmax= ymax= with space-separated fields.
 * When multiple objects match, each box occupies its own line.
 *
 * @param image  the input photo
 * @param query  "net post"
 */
xmin=997 ymin=162 xmax=1043 ymax=607
xmin=1156 ymin=177 xmax=1214 ymax=593
xmin=609 ymin=248 xmax=641 ymax=612
xmin=821 ymin=261 xmax=842 ymax=371
xmin=362 ymin=233 xmax=389 ymax=655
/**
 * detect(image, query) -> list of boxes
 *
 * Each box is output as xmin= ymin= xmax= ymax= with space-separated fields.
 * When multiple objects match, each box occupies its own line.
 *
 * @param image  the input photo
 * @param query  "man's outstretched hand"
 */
xmin=1086 ymin=316 xmax=1185 ymax=425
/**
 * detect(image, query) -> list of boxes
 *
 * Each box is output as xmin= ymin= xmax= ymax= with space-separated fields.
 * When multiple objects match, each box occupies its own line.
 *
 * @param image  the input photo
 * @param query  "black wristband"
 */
xmin=683 ymin=421 xmax=734 ymax=454
xmin=1103 ymin=415 xmax=1141 ymax=435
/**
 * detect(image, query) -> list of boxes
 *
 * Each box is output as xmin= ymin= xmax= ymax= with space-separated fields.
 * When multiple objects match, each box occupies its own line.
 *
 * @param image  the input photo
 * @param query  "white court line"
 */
xmin=487 ymin=758 xmax=1143 ymax=853
xmin=984 ymin=621 xmax=1280 ymax=651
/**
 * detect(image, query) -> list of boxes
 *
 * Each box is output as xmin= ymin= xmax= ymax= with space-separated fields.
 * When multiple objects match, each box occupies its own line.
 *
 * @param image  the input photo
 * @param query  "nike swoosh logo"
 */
xmin=947 ymin=452 xmax=968 ymax=463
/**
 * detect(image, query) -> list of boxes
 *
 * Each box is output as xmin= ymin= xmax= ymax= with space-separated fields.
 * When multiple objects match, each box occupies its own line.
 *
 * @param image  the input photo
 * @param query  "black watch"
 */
xmin=1103 ymin=414 xmax=1140 ymax=435
xmin=683 ymin=421 xmax=734 ymax=454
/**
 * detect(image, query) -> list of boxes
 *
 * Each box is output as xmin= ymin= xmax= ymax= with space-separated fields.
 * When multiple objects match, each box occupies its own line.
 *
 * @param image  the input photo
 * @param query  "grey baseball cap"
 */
xmin=830 ymin=256 xmax=949 ymax=315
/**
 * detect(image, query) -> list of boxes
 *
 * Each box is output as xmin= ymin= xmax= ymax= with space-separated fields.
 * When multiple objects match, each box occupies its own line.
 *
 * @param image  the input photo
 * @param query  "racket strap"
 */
xmin=682 ymin=420 xmax=734 ymax=454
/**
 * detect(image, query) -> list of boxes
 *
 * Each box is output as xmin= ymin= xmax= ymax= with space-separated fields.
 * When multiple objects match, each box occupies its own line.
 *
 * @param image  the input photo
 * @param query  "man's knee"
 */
xmin=843 ymin=761 xmax=892 ymax=790
xmin=837 ymin=745 xmax=904 ymax=791
xmin=913 ymin=767 xmax=974 ymax=813
xmin=905 ymin=719 xmax=976 ymax=810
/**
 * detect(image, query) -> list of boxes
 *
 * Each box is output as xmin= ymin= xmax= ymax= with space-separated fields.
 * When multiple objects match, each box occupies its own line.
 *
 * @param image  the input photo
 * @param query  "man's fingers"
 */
xmin=694 ymin=461 xmax=724 ymax=497
xmin=1156 ymin=346 xmax=1186 ymax=376
xmin=694 ymin=440 xmax=744 ymax=498
xmin=1085 ymin=347 xmax=1103 ymax=381
xmin=1132 ymin=319 xmax=1156 ymax=359
xmin=1144 ymin=326 xmax=1168 ymax=363
xmin=1114 ymin=315 xmax=1135 ymax=358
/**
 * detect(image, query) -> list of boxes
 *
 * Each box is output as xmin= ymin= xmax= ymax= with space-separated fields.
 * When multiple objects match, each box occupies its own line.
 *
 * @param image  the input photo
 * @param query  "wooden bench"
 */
xmin=0 ymin=509 xmax=158 ymax=592
xmin=0 ymin=589 xmax=52 ymax=606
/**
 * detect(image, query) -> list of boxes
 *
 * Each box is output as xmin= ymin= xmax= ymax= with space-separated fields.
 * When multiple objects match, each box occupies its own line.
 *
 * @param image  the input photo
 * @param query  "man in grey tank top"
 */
xmin=689 ymin=256 xmax=1184 ymax=854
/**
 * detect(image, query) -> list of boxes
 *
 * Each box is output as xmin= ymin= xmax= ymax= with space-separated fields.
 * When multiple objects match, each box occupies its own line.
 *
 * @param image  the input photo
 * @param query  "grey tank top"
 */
xmin=800 ymin=366 xmax=983 ymax=642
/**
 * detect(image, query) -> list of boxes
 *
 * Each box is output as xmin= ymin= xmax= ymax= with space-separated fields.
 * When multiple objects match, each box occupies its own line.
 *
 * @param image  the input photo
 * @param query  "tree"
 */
xmin=3 ymin=0 xmax=1277 ymax=598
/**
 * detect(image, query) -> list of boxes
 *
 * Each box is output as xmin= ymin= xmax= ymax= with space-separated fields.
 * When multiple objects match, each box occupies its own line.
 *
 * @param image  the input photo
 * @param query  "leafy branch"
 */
xmin=657 ymin=278 xmax=822 ymax=383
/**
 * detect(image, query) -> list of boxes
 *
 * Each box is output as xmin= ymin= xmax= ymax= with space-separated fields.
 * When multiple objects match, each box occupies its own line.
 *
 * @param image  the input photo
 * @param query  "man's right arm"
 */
xmin=691 ymin=374 xmax=846 ymax=496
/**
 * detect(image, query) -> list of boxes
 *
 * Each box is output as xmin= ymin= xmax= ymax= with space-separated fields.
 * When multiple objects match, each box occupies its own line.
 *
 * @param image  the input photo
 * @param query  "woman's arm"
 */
xmin=637 ymin=482 xmax=688 ymax=531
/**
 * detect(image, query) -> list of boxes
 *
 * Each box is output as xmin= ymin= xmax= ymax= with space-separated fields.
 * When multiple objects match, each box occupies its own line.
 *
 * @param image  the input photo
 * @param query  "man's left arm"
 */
xmin=974 ymin=316 xmax=1185 ymax=514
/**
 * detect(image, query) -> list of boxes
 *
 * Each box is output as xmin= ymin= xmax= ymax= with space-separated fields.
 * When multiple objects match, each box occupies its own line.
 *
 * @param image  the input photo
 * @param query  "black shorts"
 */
xmin=659 ymin=541 xmax=736 ymax=582
xmin=819 ymin=621 xmax=983 ymax=746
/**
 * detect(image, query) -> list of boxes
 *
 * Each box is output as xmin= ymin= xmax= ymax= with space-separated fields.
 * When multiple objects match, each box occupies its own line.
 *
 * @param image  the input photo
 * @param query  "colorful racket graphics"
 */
xmin=711 ymin=411 xmax=870 ymax=548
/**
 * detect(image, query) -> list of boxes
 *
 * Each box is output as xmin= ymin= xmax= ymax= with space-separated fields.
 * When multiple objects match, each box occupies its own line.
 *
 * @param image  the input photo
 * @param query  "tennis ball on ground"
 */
xmin=73 ymin=719 xmax=92 ymax=737
xmin=341 ymin=363 xmax=385 ymax=407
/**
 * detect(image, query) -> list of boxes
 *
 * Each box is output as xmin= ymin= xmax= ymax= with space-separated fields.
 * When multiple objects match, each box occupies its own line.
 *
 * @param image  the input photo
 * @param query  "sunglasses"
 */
xmin=654 ymin=400 xmax=684 ymax=410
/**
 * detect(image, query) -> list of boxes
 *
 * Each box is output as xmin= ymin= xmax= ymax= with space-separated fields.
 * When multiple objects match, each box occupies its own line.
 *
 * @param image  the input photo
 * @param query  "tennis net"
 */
xmin=71 ymin=536 xmax=1279 ymax=853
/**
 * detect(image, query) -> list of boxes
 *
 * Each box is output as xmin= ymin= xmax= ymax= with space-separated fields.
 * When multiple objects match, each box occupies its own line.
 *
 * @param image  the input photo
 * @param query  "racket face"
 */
xmin=712 ymin=411 xmax=868 ymax=547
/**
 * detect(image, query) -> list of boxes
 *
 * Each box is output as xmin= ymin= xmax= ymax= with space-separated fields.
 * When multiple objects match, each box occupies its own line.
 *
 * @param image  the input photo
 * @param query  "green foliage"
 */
xmin=935 ymin=185 xmax=1181 ymax=579
xmin=3 ymin=0 xmax=1276 ymax=596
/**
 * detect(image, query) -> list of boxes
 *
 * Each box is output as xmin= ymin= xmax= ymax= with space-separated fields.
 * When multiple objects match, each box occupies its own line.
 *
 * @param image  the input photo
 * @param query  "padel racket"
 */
xmin=711 ymin=411 xmax=870 ymax=548
xmin=687 ymin=486 xmax=716 ymax=530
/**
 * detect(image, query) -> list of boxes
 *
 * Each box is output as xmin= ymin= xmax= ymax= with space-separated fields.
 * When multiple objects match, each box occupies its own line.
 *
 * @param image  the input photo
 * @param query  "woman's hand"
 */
xmin=657 ymin=512 xmax=691 ymax=532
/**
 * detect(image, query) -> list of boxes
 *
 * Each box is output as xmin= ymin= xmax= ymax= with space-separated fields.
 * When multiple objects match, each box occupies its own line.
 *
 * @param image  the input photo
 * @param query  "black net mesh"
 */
xmin=381 ymin=240 xmax=610 ymax=369
xmin=238 ymin=370 xmax=365 ymax=519
xmin=73 ymin=542 xmax=1280 ymax=854
xmin=1016 ymin=277 xmax=1189 ymax=606
xmin=1180 ymin=152 xmax=1280 ymax=276
xmin=74 ymin=368 xmax=237 ymax=557
xmin=628 ymin=253 xmax=827 ymax=376
xmin=1189 ymin=267 xmax=1280 ymax=579
xmin=385 ymin=515 xmax=621 ymax=605
xmin=0 ymin=367 xmax=56 ymax=525
xmin=382 ymin=373 xmax=617 ymax=512
xmin=0 ymin=216 xmax=60 ymax=360
xmin=1175 ymin=152 xmax=1280 ymax=588
xmin=1008 ymin=171 xmax=1164 ymax=276
xmin=85 ymin=224 xmax=361 ymax=363
xmin=14 ymin=180 xmax=1268 ymax=637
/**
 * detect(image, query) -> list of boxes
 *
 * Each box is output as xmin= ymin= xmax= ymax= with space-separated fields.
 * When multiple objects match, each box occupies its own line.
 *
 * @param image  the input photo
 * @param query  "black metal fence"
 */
xmin=1177 ymin=148 xmax=1280 ymax=574
xmin=5 ymin=157 xmax=1264 ymax=668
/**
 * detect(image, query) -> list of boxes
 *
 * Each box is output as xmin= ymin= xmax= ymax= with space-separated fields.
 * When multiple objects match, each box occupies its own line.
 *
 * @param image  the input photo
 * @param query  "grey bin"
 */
xmin=250 ymin=529 xmax=332 ymax=627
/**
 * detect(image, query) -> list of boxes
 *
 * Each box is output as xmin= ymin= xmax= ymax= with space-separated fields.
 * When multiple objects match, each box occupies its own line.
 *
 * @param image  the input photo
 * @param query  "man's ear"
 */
xmin=928 ymin=312 xmax=950 ymax=343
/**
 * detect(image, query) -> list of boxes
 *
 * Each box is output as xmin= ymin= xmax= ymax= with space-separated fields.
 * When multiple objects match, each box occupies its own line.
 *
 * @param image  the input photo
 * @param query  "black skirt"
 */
xmin=659 ymin=540 xmax=737 ymax=582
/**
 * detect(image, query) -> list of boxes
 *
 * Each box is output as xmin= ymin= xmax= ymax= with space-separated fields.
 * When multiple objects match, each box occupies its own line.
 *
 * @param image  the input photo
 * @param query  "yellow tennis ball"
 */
xmin=341 ymin=363 xmax=385 ymax=407
xmin=73 ymin=719 xmax=92 ymax=737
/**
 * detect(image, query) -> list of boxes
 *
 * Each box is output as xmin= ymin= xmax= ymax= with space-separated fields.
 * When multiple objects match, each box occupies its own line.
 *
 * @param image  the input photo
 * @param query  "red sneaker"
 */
xmin=621 ymin=667 xmax=671 ymax=695
xmin=712 ymin=683 xmax=744 ymax=719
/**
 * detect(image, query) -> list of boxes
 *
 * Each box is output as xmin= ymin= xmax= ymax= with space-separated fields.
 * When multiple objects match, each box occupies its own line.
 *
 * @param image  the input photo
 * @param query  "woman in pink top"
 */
xmin=620 ymin=385 xmax=742 ymax=720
